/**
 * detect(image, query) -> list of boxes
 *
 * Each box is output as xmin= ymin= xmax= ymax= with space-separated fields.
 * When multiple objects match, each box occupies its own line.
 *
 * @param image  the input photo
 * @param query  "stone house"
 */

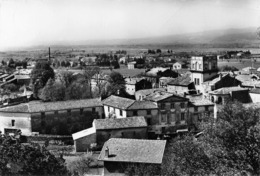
xmin=72 ymin=116 xmax=147 ymax=152
xmin=144 ymin=91 xmax=190 ymax=134
xmin=209 ymin=87 xmax=250 ymax=105
xmin=167 ymin=72 xmax=196 ymax=95
xmin=172 ymin=61 xmax=183 ymax=70
xmin=98 ymin=138 xmax=166 ymax=176
xmin=125 ymin=77 xmax=152 ymax=96
xmin=102 ymin=95 xmax=158 ymax=125
xmin=186 ymin=94 xmax=214 ymax=126
xmin=0 ymin=98 xmax=103 ymax=136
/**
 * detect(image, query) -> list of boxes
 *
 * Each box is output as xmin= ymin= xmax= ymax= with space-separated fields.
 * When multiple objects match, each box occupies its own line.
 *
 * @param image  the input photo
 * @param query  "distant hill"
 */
xmin=122 ymin=27 xmax=260 ymax=46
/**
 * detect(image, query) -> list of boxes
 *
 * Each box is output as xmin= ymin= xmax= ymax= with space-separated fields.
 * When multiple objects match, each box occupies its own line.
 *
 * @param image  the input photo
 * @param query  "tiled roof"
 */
xmin=135 ymin=88 xmax=166 ymax=96
xmin=203 ymin=74 xmax=228 ymax=85
xmin=102 ymin=95 xmax=135 ymax=110
xmin=94 ymin=116 xmax=147 ymax=130
xmin=98 ymin=138 xmax=166 ymax=164
xmin=0 ymin=98 xmax=102 ymax=113
xmin=250 ymin=88 xmax=260 ymax=94
xmin=210 ymin=87 xmax=248 ymax=95
xmin=187 ymin=95 xmax=214 ymax=106
xmin=167 ymin=72 xmax=191 ymax=86
xmin=146 ymin=67 xmax=169 ymax=76
xmin=144 ymin=91 xmax=187 ymax=102
xmin=127 ymin=101 xmax=158 ymax=109
xmin=125 ymin=77 xmax=144 ymax=85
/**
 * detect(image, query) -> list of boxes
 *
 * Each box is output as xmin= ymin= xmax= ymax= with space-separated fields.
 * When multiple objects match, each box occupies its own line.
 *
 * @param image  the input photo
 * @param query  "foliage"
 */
xmin=220 ymin=65 xmax=239 ymax=72
xmin=105 ymin=71 xmax=126 ymax=97
xmin=31 ymin=60 xmax=55 ymax=98
xmin=200 ymin=101 xmax=260 ymax=175
xmin=65 ymin=82 xmax=91 ymax=100
xmin=56 ymin=71 xmax=74 ymax=88
xmin=3 ymin=83 xmax=18 ymax=92
xmin=67 ymin=154 xmax=95 ymax=176
xmin=39 ymin=78 xmax=65 ymax=102
xmin=0 ymin=134 xmax=68 ymax=176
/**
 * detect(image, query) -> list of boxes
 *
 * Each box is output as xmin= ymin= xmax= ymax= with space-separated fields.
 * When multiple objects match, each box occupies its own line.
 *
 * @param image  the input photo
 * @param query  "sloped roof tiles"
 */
xmin=98 ymin=138 xmax=166 ymax=164
xmin=94 ymin=116 xmax=147 ymax=130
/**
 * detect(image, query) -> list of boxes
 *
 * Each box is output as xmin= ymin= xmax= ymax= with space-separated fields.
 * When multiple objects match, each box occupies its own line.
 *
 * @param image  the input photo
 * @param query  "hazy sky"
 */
xmin=0 ymin=0 xmax=260 ymax=50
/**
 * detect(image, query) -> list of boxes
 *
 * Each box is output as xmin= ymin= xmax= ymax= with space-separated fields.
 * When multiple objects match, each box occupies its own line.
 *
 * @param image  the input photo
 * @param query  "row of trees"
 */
xmin=31 ymin=60 xmax=127 ymax=102
xmin=129 ymin=102 xmax=260 ymax=175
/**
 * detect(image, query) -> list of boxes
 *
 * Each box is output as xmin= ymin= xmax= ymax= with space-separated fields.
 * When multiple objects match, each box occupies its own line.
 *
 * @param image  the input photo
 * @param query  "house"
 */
xmin=202 ymin=73 xmax=241 ymax=96
xmin=167 ymin=72 xmax=196 ymax=95
xmin=172 ymin=61 xmax=184 ymax=70
xmin=125 ymin=77 xmax=152 ymax=95
xmin=0 ymin=98 xmax=103 ymax=136
xmin=159 ymin=77 xmax=175 ymax=88
xmin=186 ymin=94 xmax=214 ymax=126
xmin=209 ymin=87 xmax=250 ymax=105
xmin=249 ymin=88 xmax=260 ymax=103
xmin=98 ymin=138 xmax=166 ymax=176
xmin=144 ymin=91 xmax=190 ymax=135
xmin=190 ymin=55 xmax=218 ymax=93
xmin=102 ymin=95 xmax=158 ymax=125
xmin=135 ymin=88 xmax=166 ymax=101
xmin=72 ymin=116 xmax=147 ymax=152
xmin=127 ymin=62 xmax=136 ymax=69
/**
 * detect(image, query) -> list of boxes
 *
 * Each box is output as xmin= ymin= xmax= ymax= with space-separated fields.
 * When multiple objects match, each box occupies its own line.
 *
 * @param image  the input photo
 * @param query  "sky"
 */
xmin=0 ymin=0 xmax=260 ymax=50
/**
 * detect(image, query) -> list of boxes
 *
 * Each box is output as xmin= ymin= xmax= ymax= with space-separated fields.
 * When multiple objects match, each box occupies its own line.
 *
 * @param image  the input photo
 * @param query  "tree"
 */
xmin=3 ymin=83 xmax=18 ymax=92
xmin=39 ymin=78 xmax=65 ymax=102
xmin=31 ymin=60 xmax=55 ymax=98
xmin=56 ymin=71 xmax=74 ymax=88
xmin=65 ymin=82 xmax=91 ymax=100
xmin=199 ymin=101 xmax=260 ymax=175
xmin=83 ymin=66 xmax=101 ymax=98
xmin=106 ymin=71 xmax=125 ymax=97
xmin=0 ymin=134 xmax=68 ymax=175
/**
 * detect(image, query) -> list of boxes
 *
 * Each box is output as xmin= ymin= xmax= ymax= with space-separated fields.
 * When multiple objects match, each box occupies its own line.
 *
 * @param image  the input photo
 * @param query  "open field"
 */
xmin=218 ymin=60 xmax=260 ymax=70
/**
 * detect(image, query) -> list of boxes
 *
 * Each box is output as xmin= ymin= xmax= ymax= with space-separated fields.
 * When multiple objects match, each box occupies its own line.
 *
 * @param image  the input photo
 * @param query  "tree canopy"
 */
xmin=0 ymin=134 xmax=68 ymax=175
xmin=31 ymin=60 xmax=55 ymax=98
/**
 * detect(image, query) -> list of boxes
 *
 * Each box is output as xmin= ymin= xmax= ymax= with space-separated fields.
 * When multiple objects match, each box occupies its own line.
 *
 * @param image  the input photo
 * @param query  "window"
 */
xmin=161 ymin=113 xmax=167 ymax=123
xmin=120 ymin=110 xmax=123 ymax=116
xmin=80 ymin=108 xmax=83 ymax=115
xmin=133 ymin=111 xmax=138 ymax=116
xmin=194 ymin=107 xmax=198 ymax=112
xmin=192 ymin=64 xmax=195 ymax=69
xmin=180 ymin=103 xmax=185 ymax=108
xmin=171 ymin=113 xmax=175 ymax=122
xmin=199 ymin=64 xmax=202 ymax=69
xmin=147 ymin=118 xmax=151 ymax=125
xmin=11 ymin=120 xmax=15 ymax=127
xmin=41 ymin=112 xmax=45 ymax=118
xmin=121 ymin=132 xmax=124 ymax=137
xmin=160 ymin=103 xmax=165 ymax=109
xmin=92 ymin=108 xmax=96 ymax=113
xmin=54 ymin=111 xmax=58 ymax=115
xmin=171 ymin=103 xmax=175 ymax=109
xmin=147 ymin=110 xmax=151 ymax=115
xmin=181 ymin=113 xmax=185 ymax=121
xmin=205 ymin=106 xmax=209 ymax=111
xmin=67 ymin=110 xmax=71 ymax=115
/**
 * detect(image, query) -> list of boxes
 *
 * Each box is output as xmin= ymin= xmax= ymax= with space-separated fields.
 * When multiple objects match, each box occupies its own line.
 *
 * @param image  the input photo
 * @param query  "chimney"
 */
xmin=105 ymin=146 xmax=109 ymax=158
xmin=117 ymin=89 xmax=120 ymax=95
xmin=48 ymin=47 xmax=51 ymax=61
xmin=219 ymin=73 xmax=222 ymax=79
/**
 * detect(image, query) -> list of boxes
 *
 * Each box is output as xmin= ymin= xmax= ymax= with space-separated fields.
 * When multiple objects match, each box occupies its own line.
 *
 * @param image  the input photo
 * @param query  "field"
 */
xmin=218 ymin=60 xmax=260 ymax=70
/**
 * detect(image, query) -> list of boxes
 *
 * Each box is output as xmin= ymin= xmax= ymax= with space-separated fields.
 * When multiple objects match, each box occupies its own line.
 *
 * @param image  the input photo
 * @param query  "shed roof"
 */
xmin=72 ymin=127 xmax=96 ymax=140
xmin=98 ymin=138 xmax=166 ymax=164
xmin=94 ymin=116 xmax=147 ymax=130
xmin=0 ymin=98 xmax=102 ymax=113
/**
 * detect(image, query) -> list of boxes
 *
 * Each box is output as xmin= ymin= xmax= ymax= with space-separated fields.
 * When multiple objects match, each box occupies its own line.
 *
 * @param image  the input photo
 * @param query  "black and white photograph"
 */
xmin=0 ymin=0 xmax=260 ymax=175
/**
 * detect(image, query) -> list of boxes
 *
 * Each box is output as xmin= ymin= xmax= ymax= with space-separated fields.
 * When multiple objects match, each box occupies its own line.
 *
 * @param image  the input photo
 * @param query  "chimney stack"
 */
xmin=105 ymin=146 xmax=109 ymax=158
xmin=48 ymin=47 xmax=51 ymax=61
